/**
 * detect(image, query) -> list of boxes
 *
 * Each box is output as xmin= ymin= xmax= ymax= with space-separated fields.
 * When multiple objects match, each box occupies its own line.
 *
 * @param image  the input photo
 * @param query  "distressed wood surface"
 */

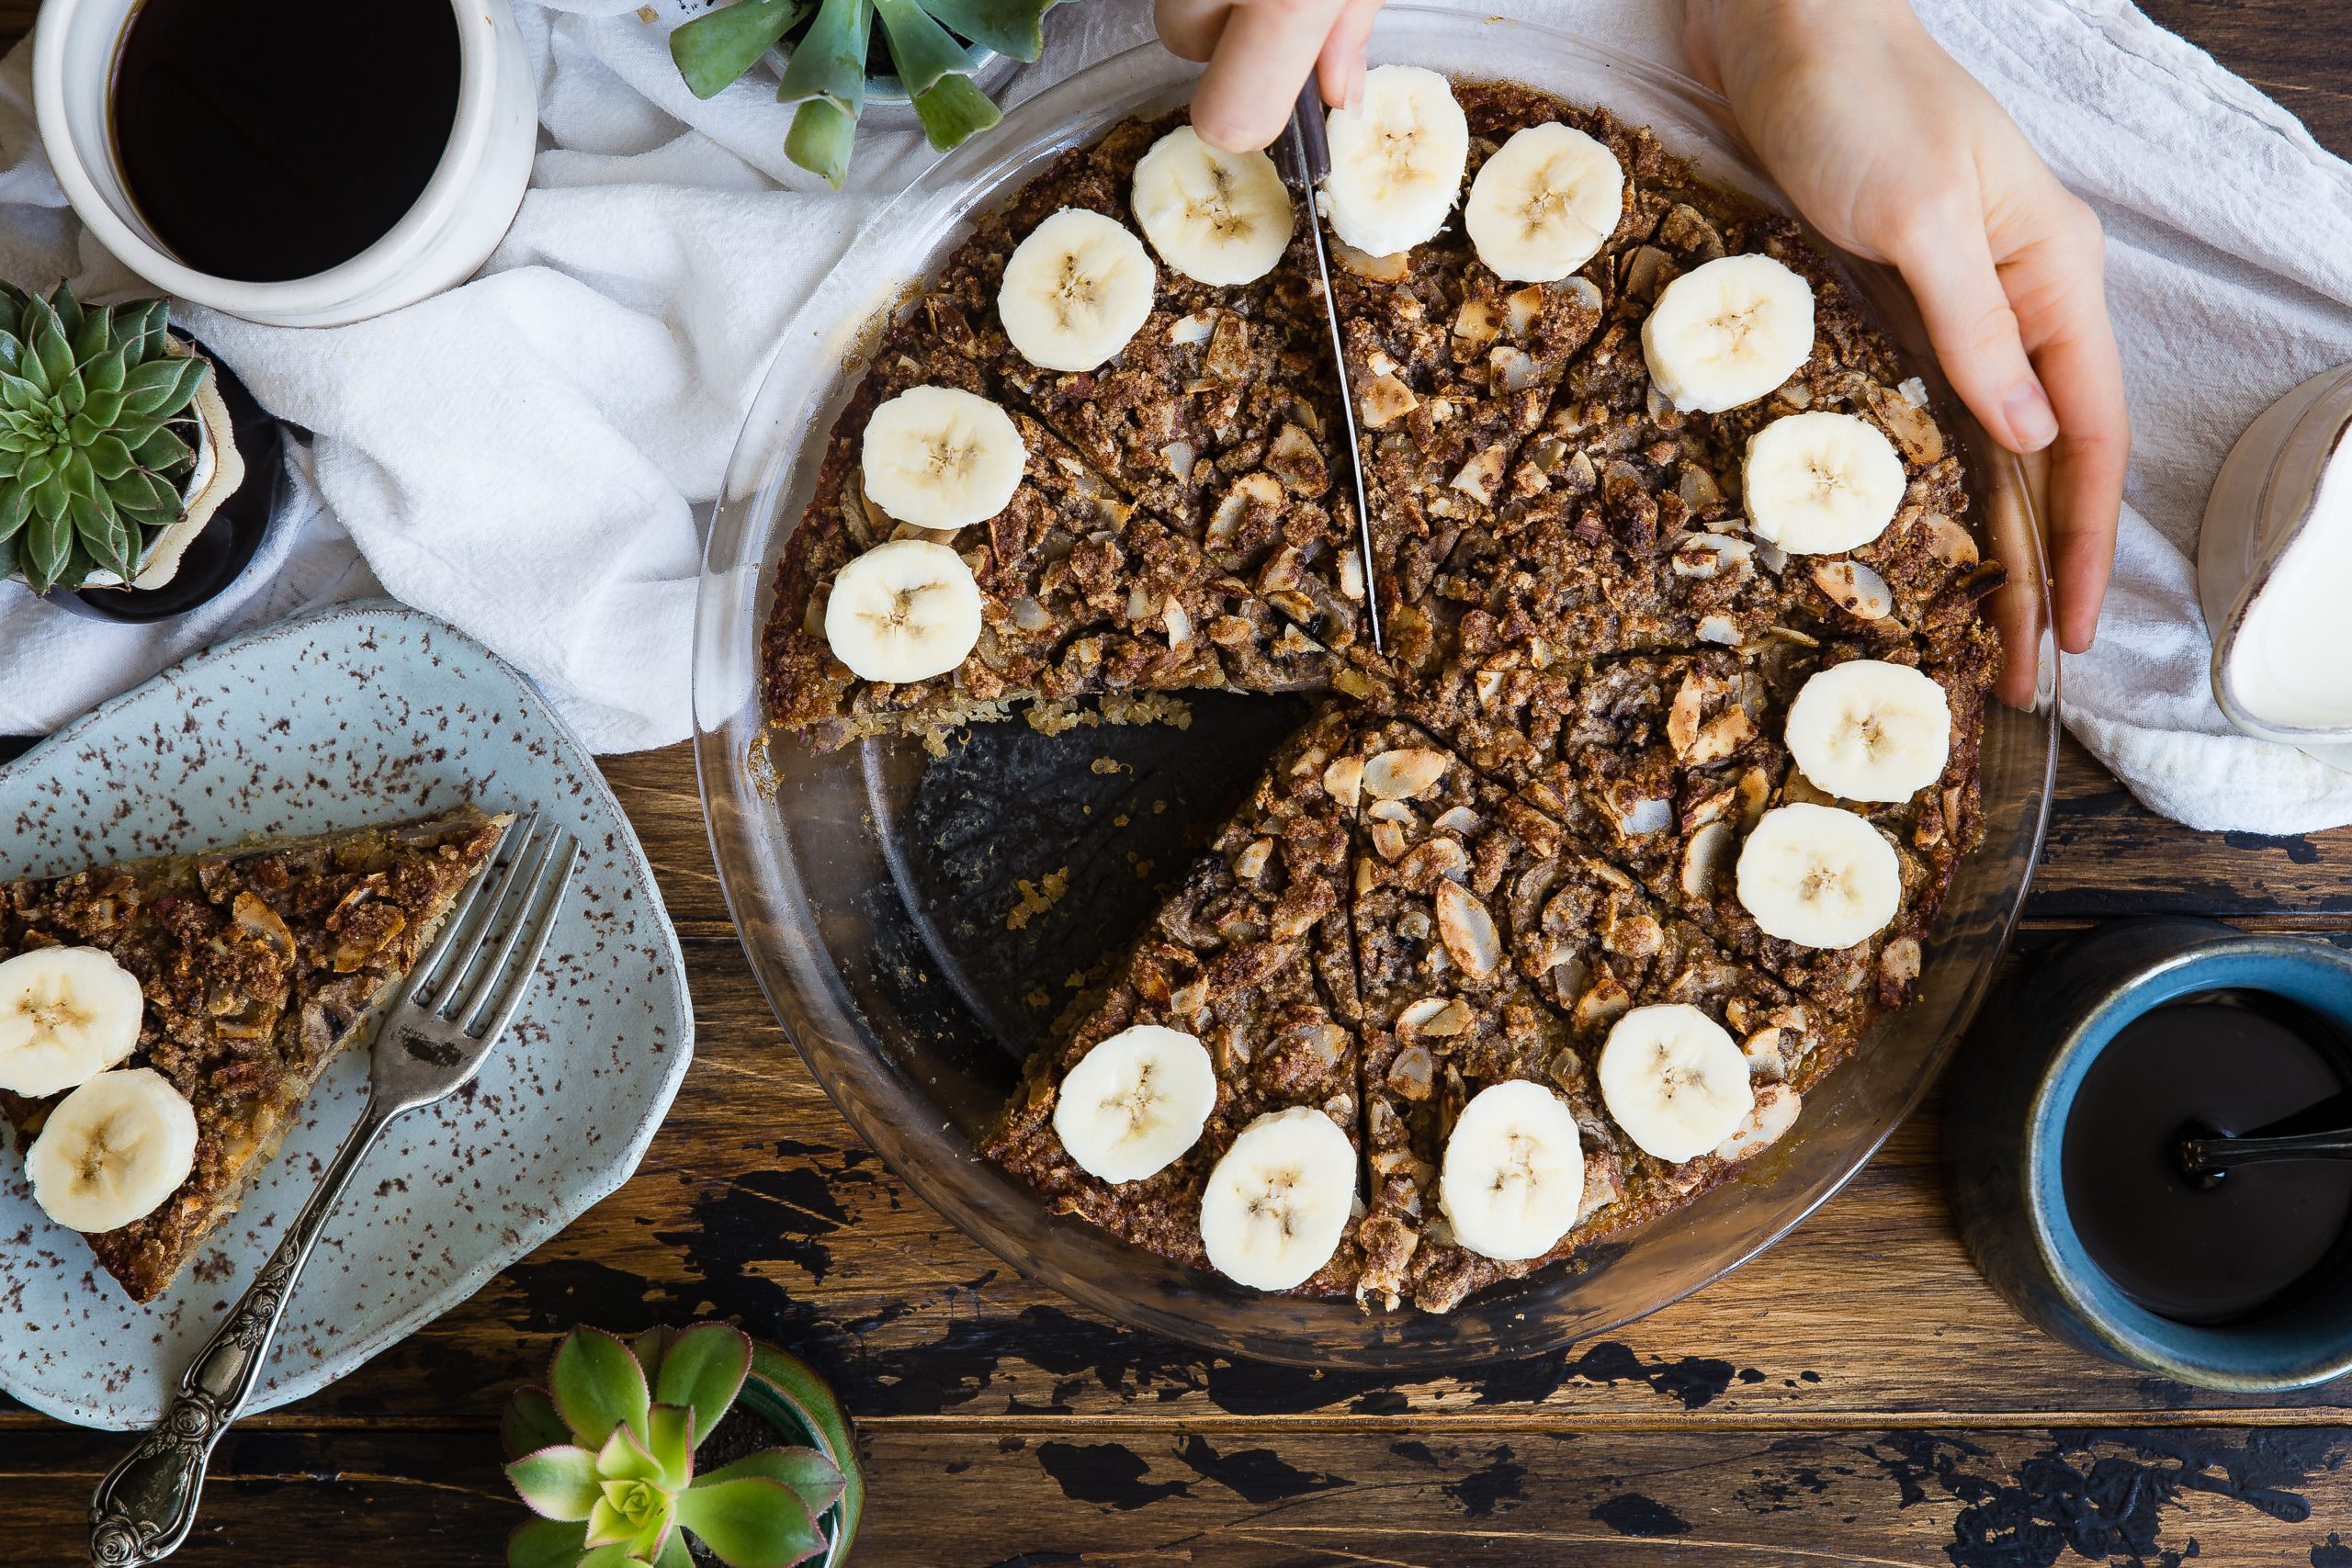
xmin=7 ymin=4 xmax=2352 ymax=1565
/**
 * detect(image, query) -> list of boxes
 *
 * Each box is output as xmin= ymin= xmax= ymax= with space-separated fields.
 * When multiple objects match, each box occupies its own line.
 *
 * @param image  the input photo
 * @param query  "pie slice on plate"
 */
xmin=0 ymin=807 xmax=507 ymax=1303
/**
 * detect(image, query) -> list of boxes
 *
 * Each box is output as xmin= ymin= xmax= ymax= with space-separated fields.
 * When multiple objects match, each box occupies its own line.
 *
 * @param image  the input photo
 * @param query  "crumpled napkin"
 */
xmin=0 ymin=0 xmax=2348 ymax=833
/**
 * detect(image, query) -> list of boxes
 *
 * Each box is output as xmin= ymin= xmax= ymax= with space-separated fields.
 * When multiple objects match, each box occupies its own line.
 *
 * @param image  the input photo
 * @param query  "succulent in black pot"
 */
xmin=0 ymin=280 xmax=284 ymax=623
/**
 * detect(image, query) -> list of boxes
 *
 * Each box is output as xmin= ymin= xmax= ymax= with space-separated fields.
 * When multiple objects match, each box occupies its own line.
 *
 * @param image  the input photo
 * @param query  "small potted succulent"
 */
xmin=503 ymin=1323 xmax=861 ymax=1568
xmin=670 ymin=0 xmax=1062 ymax=187
xmin=0 ymin=280 xmax=246 ymax=606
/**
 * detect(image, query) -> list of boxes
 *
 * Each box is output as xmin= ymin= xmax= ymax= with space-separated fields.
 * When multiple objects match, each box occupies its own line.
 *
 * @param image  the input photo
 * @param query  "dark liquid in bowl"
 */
xmin=2062 ymin=991 xmax=2352 ymax=1325
xmin=110 ymin=0 xmax=462 ymax=283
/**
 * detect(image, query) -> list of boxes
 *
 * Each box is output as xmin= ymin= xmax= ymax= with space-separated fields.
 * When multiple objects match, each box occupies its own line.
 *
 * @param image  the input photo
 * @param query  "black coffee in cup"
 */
xmin=110 ymin=0 xmax=462 ymax=283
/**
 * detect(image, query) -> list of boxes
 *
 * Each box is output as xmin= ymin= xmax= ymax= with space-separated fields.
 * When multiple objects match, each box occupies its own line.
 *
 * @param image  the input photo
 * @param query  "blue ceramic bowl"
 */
xmin=1945 ymin=916 xmax=2352 ymax=1392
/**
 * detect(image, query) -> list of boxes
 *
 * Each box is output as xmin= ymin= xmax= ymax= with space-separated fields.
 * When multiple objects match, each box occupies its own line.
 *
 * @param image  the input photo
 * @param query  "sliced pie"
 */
xmin=1342 ymin=727 xmax=1829 ymax=1312
xmin=983 ymin=707 xmax=1365 ymax=1295
xmin=0 ymin=807 xmax=506 ymax=1303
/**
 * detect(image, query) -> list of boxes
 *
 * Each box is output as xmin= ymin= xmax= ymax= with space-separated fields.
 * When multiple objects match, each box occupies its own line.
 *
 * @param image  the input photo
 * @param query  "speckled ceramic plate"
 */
xmin=0 ymin=600 xmax=692 ymax=1429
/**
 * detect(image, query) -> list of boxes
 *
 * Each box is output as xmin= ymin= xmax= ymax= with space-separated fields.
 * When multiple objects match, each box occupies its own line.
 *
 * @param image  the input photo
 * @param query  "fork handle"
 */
xmin=89 ymin=1100 xmax=398 ymax=1567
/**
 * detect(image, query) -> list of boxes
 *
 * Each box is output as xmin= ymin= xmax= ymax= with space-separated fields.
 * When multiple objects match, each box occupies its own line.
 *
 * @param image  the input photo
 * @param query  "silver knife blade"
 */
xmin=1280 ymin=81 xmax=1385 ymax=657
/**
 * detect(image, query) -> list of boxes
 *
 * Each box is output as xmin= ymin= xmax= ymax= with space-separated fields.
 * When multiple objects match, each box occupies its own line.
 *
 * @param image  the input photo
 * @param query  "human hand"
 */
xmin=1155 ymin=0 xmax=1386 ymax=152
xmin=1684 ymin=0 xmax=2127 ymax=661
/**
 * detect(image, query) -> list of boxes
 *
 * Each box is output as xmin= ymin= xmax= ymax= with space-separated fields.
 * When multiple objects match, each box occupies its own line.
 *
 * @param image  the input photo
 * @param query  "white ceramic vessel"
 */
xmin=33 ymin=0 xmax=537 ymax=328
xmin=2198 ymin=364 xmax=2352 ymax=769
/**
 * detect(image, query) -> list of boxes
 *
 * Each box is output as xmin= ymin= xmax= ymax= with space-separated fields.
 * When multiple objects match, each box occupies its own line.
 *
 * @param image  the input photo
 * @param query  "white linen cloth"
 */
xmin=1 ymin=1 xmax=2349 ymax=831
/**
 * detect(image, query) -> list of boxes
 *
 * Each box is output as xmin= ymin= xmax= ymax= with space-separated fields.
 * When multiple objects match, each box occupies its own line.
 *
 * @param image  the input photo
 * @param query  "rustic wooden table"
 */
xmin=6 ymin=3 xmax=2352 ymax=1562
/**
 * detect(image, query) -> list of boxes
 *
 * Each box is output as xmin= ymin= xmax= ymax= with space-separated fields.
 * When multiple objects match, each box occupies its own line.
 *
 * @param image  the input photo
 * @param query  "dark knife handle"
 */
xmin=1288 ymin=79 xmax=1332 ymax=185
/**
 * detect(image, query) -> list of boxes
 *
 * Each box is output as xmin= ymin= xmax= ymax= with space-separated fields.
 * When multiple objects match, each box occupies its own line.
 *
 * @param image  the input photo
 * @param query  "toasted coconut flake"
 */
xmin=1371 ymin=819 xmax=1409 ymax=861
xmin=1337 ymin=547 xmax=1365 ymax=601
xmin=1573 ymin=974 xmax=1631 ymax=1029
xmin=1609 ymin=795 xmax=1674 ymax=837
xmin=1363 ymin=748 xmax=1450 ymax=801
xmin=1161 ymin=439 xmax=1197 ymax=482
xmin=1435 ymin=882 xmax=1501 ymax=979
xmin=1323 ymin=755 xmax=1364 ymax=809
xmin=1682 ymin=819 xmax=1736 ymax=899
xmin=1741 ymin=1026 xmax=1789 ymax=1081
xmin=1361 ymin=374 xmax=1419 ymax=429
xmin=1451 ymin=446 xmax=1509 ymax=504
xmin=1921 ymin=514 xmax=1979 ymax=566
xmin=1672 ymin=533 xmax=1756 ymax=581
xmin=1432 ymin=805 xmax=1481 ymax=836
xmin=1697 ymin=614 xmax=1741 ymax=646
xmin=1716 ymin=1083 xmax=1802 ymax=1162
xmin=1453 ymin=297 xmax=1499 ymax=347
xmin=1814 ymin=558 xmax=1894 ymax=619
xmin=1234 ymin=837 xmax=1273 ymax=881
xmin=1365 ymin=797 xmax=1418 ymax=825
xmin=1883 ymin=936 xmax=1923 ymax=988
xmin=1163 ymin=597 xmax=1193 ymax=648
xmin=1491 ymin=345 xmax=1540 ymax=394
xmin=1386 ymin=1044 xmax=1436 ymax=1100
xmin=1334 ymin=241 xmax=1411 ymax=281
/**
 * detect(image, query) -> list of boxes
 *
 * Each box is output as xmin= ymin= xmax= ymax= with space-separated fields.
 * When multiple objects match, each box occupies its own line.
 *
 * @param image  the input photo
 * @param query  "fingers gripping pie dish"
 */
xmin=760 ymin=71 xmax=2003 ymax=1314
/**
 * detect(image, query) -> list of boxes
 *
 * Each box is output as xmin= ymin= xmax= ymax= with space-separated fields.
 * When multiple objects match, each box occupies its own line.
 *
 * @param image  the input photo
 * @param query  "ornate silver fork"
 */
xmin=88 ymin=812 xmax=581 ymax=1567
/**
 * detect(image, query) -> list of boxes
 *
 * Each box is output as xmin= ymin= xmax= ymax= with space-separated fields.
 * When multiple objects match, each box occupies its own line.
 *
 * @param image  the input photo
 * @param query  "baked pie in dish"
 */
xmin=745 ymin=54 xmax=2020 ymax=1320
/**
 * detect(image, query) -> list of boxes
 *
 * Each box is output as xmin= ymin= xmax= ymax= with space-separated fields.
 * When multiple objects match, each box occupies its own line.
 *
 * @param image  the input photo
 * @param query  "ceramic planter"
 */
xmin=42 ymin=342 xmax=287 ymax=625
xmin=733 ymin=1341 xmax=863 ymax=1566
xmin=33 ymin=0 xmax=537 ymax=327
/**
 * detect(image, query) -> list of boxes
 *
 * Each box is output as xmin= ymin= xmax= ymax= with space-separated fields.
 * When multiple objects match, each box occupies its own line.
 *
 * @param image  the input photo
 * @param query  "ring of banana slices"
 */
xmin=0 ymin=945 xmax=203 ymax=1234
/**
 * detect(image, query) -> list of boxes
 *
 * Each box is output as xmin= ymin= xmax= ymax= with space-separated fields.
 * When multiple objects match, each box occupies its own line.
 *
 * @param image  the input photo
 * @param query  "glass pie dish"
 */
xmin=692 ymin=6 xmax=2059 ymax=1369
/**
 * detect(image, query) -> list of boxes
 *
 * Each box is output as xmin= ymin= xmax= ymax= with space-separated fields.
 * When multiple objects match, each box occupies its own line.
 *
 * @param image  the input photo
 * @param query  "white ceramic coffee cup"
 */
xmin=33 ymin=0 xmax=537 ymax=328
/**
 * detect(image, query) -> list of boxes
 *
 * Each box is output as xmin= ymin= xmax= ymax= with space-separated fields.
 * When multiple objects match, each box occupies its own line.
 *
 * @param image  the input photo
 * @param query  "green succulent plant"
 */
xmin=0 ymin=281 xmax=209 ymax=596
xmin=671 ymin=0 xmax=1062 ymax=188
xmin=503 ymin=1324 xmax=846 ymax=1568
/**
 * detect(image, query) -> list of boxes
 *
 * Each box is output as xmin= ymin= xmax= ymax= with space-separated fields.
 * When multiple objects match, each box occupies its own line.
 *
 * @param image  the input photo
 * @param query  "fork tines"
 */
xmin=405 ymin=812 xmax=581 ymax=1039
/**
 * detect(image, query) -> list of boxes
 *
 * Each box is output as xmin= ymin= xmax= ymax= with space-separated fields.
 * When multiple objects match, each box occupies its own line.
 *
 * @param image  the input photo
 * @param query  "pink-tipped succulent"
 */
xmin=503 ymin=1325 xmax=844 ymax=1568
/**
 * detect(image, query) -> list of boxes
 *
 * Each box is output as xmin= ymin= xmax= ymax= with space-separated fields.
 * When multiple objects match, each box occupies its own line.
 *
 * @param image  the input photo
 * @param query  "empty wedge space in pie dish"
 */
xmin=695 ymin=9 xmax=2058 ymax=1369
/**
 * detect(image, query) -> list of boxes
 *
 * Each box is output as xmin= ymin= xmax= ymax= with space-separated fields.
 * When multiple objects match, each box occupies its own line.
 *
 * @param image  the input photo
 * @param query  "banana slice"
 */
xmin=1784 ymin=660 xmax=1952 ymax=803
xmin=860 ymin=386 xmax=1028 ymax=530
xmin=1438 ymin=1078 xmax=1585 ymax=1261
xmin=1053 ymin=1023 xmax=1217 ymax=1183
xmin=1744 ymin=412 xmax=1906 ymax=553
xmin=1598 ymin=1003 xmax=1755 ymax=1164
xmin=0 ymin=947 xmax=144 ymax=1099
xmin=1641 ymin=254 xmax=1815 ymax=413
xmin=823 ymin=538 xmax=984 ymax=684
xmin=999 ymin=208 xmax=1159 ymax=373
xmin=1199 ymin=1106 xmax=1356 ymax=1292
xmin=1322 ymin=64 xmax=1470 ymax=256
xmin=1464 ymin=122 xmax=1623 ymax=282
xmin=1132 ymin=125 xmax=1295 ymax=287
xmin=25 ymin=1067 xmax=198 ymax=1233
xmin=1735 ymin=803 xmax=1903 ymax=950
